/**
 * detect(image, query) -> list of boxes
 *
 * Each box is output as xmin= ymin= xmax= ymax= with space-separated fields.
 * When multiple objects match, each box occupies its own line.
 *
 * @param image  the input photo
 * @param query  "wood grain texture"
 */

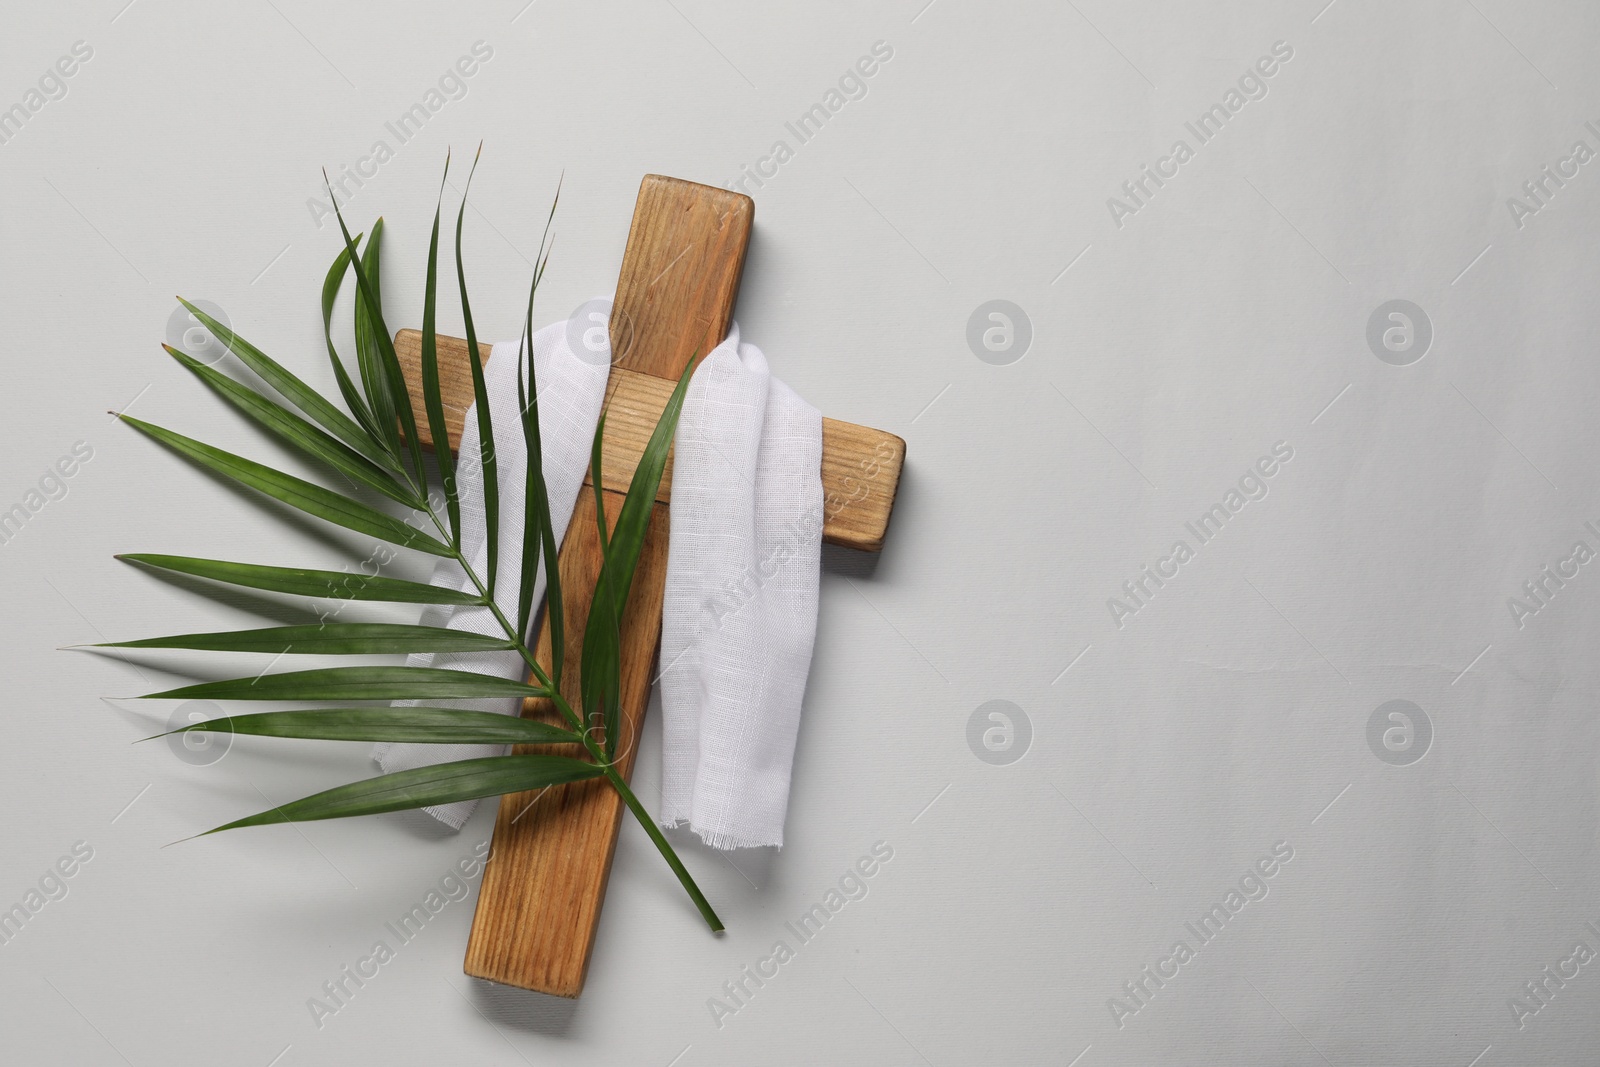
xmin=461 ymin=175 xmax=752 ymax=998
xmin=395 ymin=330 xmax=905 ymax=551
xmin=463 ymin=493 xmax=668 ymax=996
xmin=608 ymin=175 xmax=750 ymax=379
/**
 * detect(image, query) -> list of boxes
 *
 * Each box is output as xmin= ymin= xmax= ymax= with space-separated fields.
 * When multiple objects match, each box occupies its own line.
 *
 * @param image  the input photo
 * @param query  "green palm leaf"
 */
xmin=320 ymin=232 xmax=381 ymax=439
xmin=455 ymin=146 xmax=499 ymax=593
xmin=595 ymin=356 xmax=694 ymax=617
xmin=99 ymin=622 xmax=513 ymax=655
xmin=201 ymin=754 xmax=602 ymax=832
xmin=515 ymin=281 xmax=545 ymax=648
xmin=139 ymin=665 xmax=547 ymax=702
xmin=164 ymin=345 xmax=416 ymax=506
xmin=117 ymin=414 xmax=452 ymax=556
xmin=352 ymin=217 xmax=400 ymax=459
xmin=421 ymin=155 xmax=460 ymax=546
xmin=115 ymin=553 xmax=482 ymax=605
xmin=583 ymin=410 xmax=622 ymax=758
xmin=159 ymin=706 xmax=580 ymax=746
xmin=518 ymin=186 xmax=562 ymax=674
xmin=327 ymin=184 xmax=428 ymax=493
xmin=591 ymin=411 xmax=610 ymax=554
xmin=122 ymin=154 xmax=724 ymax=933
xmin=177 ymin=298 xmax=393 ymax=471
xmin=582 ymin=356 xmax=696 ymax=756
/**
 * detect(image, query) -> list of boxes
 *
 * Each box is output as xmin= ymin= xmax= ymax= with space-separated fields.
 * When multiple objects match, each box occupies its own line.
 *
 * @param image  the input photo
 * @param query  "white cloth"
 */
xmin=658 ymin=323 xmax=822 ymax=849
xmin=373 ymin=313 xmax=822 ymax=850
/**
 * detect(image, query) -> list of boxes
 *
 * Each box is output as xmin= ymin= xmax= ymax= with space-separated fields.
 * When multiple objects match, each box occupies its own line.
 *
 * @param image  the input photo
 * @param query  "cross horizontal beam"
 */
xmin=394 ymin=331 xmax=904 ymax=551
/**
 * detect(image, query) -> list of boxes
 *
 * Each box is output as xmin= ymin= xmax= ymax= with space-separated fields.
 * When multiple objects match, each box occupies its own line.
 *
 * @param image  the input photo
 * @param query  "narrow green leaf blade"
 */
xmin=596 ymin=356 xmax=697 ymax=616
xmin=100 ymin=622 xmax=513 ymax=656
xmin=177 ymin=298 xmax=393 ymax=471
xmin=164 ymin=346 xmax=416 ymax=507
xmin=328 ymin=187 xmax=426 ymax=493
xmin=118 ymin=414 xmax=451 ymax=556
xmin=531 ymin=191 xmax=563 ymax=668
xmin=202 ymin=754 xmax=602 ymax=832
xmin=583 ymin=586 xmax=622 ymax=761
xmin=515 ymin=192 xmax=563 ymax=681
xmin=581 ymin=359 xmax=695 ymax=758
xmin=455 ymin=147 xmax=499 ymax=593
xmin=116 ymin=554 xmax=482 ymax=605
xmin=591 ymin=411 xmax=610 ymax=553
xmin=525 ymin=339 xmax=566 ymax=689
xmin=352 ymin=217 xmax=400 ymax=458
xmin=421 ymin=156 xmax=460 ymax=547
xmin=320 ymin=233 xmax=380 ymax=438
xmin=583 ymin=410 xmax=621 ymax=758
xmin=162 ymin=706 xmax=580 ymax=746
xmin=140 ymin=665 xmax=547 ymax=702
xmin=516 ymin=294 xmax=542 ymax=646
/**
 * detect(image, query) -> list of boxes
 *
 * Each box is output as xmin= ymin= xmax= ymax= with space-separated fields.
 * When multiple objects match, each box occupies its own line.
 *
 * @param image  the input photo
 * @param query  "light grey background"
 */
xmin=2 ymin=1 xmax=1598 ymax=1064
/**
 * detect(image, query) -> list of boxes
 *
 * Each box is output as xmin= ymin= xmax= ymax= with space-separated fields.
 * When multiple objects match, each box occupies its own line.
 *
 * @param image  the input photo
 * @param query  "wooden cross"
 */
xmin=395 ymin=174 xmax=904 ymax=997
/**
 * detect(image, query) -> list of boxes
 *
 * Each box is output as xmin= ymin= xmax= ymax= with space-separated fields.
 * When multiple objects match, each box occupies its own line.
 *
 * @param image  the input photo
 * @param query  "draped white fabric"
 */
xmin=658 ymin=323 xmax=823 ymax=849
